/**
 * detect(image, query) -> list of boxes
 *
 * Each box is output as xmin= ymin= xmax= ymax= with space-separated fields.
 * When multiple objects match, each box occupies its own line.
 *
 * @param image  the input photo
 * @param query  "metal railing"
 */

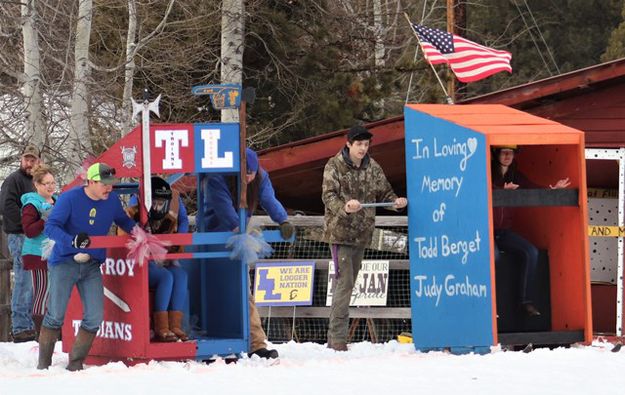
xmin=250 ymin=215 xmax=411 ymax=344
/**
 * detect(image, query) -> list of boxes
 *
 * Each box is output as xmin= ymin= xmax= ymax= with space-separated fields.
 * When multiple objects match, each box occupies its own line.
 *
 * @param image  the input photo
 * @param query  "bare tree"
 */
xmin=21 ymin=0 xmax=46 ymax=152
xmin=69 ymin=0 xmax=94 ymax=162
xmin=1 ymin=0 xmax=562 ymax=182
xmin=120 ymin=0 xmax=138 ymax=134
xmin=220 ymin=0 xmax=244 ymax=123
xmin=120 ymin=0 xmax=175 ymax=135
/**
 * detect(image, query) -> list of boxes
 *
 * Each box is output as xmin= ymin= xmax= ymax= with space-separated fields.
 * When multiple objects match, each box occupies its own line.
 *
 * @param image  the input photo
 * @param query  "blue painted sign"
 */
xmin=191 ymin=83 xmax=241 ymax=109
xmin=404 ymin=107 xmax=493 ymax=352
xmin=193 ymin=123 xmax=240 ymax=173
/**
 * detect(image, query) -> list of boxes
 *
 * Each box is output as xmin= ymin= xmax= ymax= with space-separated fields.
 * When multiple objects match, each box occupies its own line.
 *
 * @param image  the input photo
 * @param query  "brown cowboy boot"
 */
xmin=37 ymin=326 xmax=60 ymax=370
xmin=168 ymin=311 xmax=189 ymax=341
xmin=153 ymin=311 xmax=177 ymax=342
xmin=66 ymin=328 xmax=97 ymax=371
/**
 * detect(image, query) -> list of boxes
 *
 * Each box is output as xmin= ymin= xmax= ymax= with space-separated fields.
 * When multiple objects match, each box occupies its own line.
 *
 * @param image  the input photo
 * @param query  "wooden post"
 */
xmin=0 ymin=217 xmax=11 ymax=341
xmin=0 ymin=258 xmax=11 ymax=342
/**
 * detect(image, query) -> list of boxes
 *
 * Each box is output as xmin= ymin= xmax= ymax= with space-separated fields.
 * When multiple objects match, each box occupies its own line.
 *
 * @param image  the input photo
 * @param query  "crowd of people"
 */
xmin=0 ymin=125 xmax=410 ymax=370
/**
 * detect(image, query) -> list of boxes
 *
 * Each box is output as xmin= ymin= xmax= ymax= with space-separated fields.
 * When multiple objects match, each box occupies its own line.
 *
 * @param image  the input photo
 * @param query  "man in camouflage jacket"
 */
xmin=322 ymin=125 xmax=407 ymax=351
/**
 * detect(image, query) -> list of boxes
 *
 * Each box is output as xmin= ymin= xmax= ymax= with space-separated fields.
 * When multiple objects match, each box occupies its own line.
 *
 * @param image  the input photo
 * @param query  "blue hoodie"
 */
xmin=202 ymin=170 xmax=287 ymax=231
xmin=44 ymin=186 xmax=136 ymax=266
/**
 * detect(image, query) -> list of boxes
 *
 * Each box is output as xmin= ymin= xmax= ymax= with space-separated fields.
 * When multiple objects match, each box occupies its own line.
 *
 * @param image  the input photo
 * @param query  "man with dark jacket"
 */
xmin=322 ymin=125 xmax=407 ymax=351
xmin=0 ymin=144 xmax=40 ymax=342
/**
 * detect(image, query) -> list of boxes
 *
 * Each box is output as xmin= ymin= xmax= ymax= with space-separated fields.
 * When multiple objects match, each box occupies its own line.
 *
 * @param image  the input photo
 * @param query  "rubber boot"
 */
xmin=153 ymin=311 xmax=177 ymax=342
xmin=37 ymin=326 xmax=60 ymax=369
xmin=66 ymin=328 xmax=97 ymax=371
xmin=32 ymin=314 xmax=44 ymax=341
xmin=328 ymin=341 xmax=348 ymax=352
xmin=168 ymin=311 xmax=189 ymax=341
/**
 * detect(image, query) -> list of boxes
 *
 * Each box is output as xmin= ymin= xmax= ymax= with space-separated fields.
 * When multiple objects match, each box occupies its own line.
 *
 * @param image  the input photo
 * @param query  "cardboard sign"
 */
xmin=326 ymin=260 xmax=389 ymax=306
xmin=588 ymin=225 xmax=625 ymax=237
xmin=254 ymin=262 xmax=315 ymax=306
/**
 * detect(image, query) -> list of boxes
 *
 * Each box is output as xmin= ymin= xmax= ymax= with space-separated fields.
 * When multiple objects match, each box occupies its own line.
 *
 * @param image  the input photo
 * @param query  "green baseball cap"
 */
xmin=21 ymin=144 xmax=40 ymax=159
xmin=86 ymin=163 xmax=119 ymax=185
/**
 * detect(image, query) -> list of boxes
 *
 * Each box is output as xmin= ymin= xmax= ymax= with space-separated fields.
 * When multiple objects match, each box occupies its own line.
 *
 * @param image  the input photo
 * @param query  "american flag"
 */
xmin=411 ymin=23 xmax=512 ymax=83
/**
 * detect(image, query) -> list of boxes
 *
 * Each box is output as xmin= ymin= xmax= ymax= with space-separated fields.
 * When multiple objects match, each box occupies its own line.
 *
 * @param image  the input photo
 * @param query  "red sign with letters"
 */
xmin=150 ymin=124 xmax=195 ymax=174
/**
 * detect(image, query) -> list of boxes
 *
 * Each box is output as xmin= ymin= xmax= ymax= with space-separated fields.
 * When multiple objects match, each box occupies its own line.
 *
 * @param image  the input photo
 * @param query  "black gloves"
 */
xmin=72 ymin=232 xmax=91 ymax=249
xmin=279 ymin=221 xmax=295 ymax=240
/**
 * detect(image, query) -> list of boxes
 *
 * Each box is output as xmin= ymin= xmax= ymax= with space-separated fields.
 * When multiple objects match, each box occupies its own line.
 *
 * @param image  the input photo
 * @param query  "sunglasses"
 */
xmin=101 ymin=167 xmax=116 ymax=177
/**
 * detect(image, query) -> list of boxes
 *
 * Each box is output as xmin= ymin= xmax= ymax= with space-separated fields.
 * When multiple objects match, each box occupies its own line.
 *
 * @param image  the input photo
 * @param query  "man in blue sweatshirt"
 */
xmin=37 ymin=163 xmax=136 ymax=371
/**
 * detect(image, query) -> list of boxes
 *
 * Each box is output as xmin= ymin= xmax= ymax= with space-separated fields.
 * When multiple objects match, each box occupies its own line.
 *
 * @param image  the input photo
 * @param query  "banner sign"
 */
xmin=254 ymin=262 xmax=315 ymax=306
xmin=587 ymin=188 xmax=617 ymax=199
xmin=404 ymin=107 xmax=493 ymax=349
xmin=326 ymin=260 xmax=389 ymax=306
xmin=147 ymin=122 xmax=240 ymax=174
xmin=588 ymin=225 xmax=625 ymax=237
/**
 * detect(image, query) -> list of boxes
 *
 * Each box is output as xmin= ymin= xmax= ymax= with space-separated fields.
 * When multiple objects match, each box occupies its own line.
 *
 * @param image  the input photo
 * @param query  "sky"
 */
xmin=1 ymin=339 xmax=625 ymax=395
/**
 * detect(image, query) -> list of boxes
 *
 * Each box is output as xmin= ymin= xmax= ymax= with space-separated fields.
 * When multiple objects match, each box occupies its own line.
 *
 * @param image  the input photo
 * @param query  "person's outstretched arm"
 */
xmin=373 ymin=162 xmax=404 ymax=211
xmin=258 ymin=171 xmax=288 ymax=224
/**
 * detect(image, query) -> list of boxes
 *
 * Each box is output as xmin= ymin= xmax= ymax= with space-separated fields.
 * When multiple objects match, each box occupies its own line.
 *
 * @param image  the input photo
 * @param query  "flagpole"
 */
xmin=403 ymin=13 xmax=454 ymax=105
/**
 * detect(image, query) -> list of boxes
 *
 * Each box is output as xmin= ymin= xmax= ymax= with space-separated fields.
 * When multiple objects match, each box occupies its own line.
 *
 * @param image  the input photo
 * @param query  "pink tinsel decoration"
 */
xmin=126 ymin=225 xmax=171 ymax=266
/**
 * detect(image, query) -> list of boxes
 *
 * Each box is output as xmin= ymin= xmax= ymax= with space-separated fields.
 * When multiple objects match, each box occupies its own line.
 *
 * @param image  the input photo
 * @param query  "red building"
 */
xmin=260 ymin=57 xmax=625 ymax=336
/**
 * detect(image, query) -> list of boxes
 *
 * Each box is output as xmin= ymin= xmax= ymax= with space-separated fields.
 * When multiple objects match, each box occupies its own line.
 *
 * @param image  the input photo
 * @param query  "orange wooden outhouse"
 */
xmin=404 ymin=104 xmax=592 ymax=352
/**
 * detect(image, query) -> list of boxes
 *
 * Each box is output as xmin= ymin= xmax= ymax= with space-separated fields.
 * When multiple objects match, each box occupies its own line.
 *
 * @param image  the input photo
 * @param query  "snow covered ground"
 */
xmin=2 ymin=339 xmax=625 ymax=394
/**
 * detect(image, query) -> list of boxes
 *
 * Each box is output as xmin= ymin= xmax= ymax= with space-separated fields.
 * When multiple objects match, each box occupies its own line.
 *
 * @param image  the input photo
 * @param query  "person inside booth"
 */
xmin=491 ymin=145 xmax=570 ymax=317
xmin=122 ymin=176 xmax=190 ymax=342
xmin=201 ymin=148 xmax=294 ymax=360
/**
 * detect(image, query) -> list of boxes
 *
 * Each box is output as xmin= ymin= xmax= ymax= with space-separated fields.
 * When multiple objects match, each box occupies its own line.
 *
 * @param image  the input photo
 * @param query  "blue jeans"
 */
xmin=43 ymin=259 xmax=104 ymax=333
xmin=149 ymin=261 xmax=188 ymax=312
xmin=8 ymin=234 xmax=34 ymax=334
xmin=494 ymin=229 xmax=539 ymax=304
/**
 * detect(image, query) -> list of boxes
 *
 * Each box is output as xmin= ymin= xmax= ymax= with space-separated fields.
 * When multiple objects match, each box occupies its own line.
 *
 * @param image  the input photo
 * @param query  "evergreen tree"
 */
xmin=602 ymin=0 xmax=625 ymax=61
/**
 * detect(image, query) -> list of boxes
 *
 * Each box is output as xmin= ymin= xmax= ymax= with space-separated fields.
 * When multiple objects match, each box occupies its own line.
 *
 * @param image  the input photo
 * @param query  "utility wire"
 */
xmin=513 ymin=0 xmax=554 ymax=76
xmin=522 ymin=0 xmax=560 ymax=74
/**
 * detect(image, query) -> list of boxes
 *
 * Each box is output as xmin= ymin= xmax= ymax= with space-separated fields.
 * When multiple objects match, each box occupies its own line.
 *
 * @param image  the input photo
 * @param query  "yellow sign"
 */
xmin=588 ymin=225 xmax=625 ymax=237
xmin=254 ymin=262 xmax=315 ymax=306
